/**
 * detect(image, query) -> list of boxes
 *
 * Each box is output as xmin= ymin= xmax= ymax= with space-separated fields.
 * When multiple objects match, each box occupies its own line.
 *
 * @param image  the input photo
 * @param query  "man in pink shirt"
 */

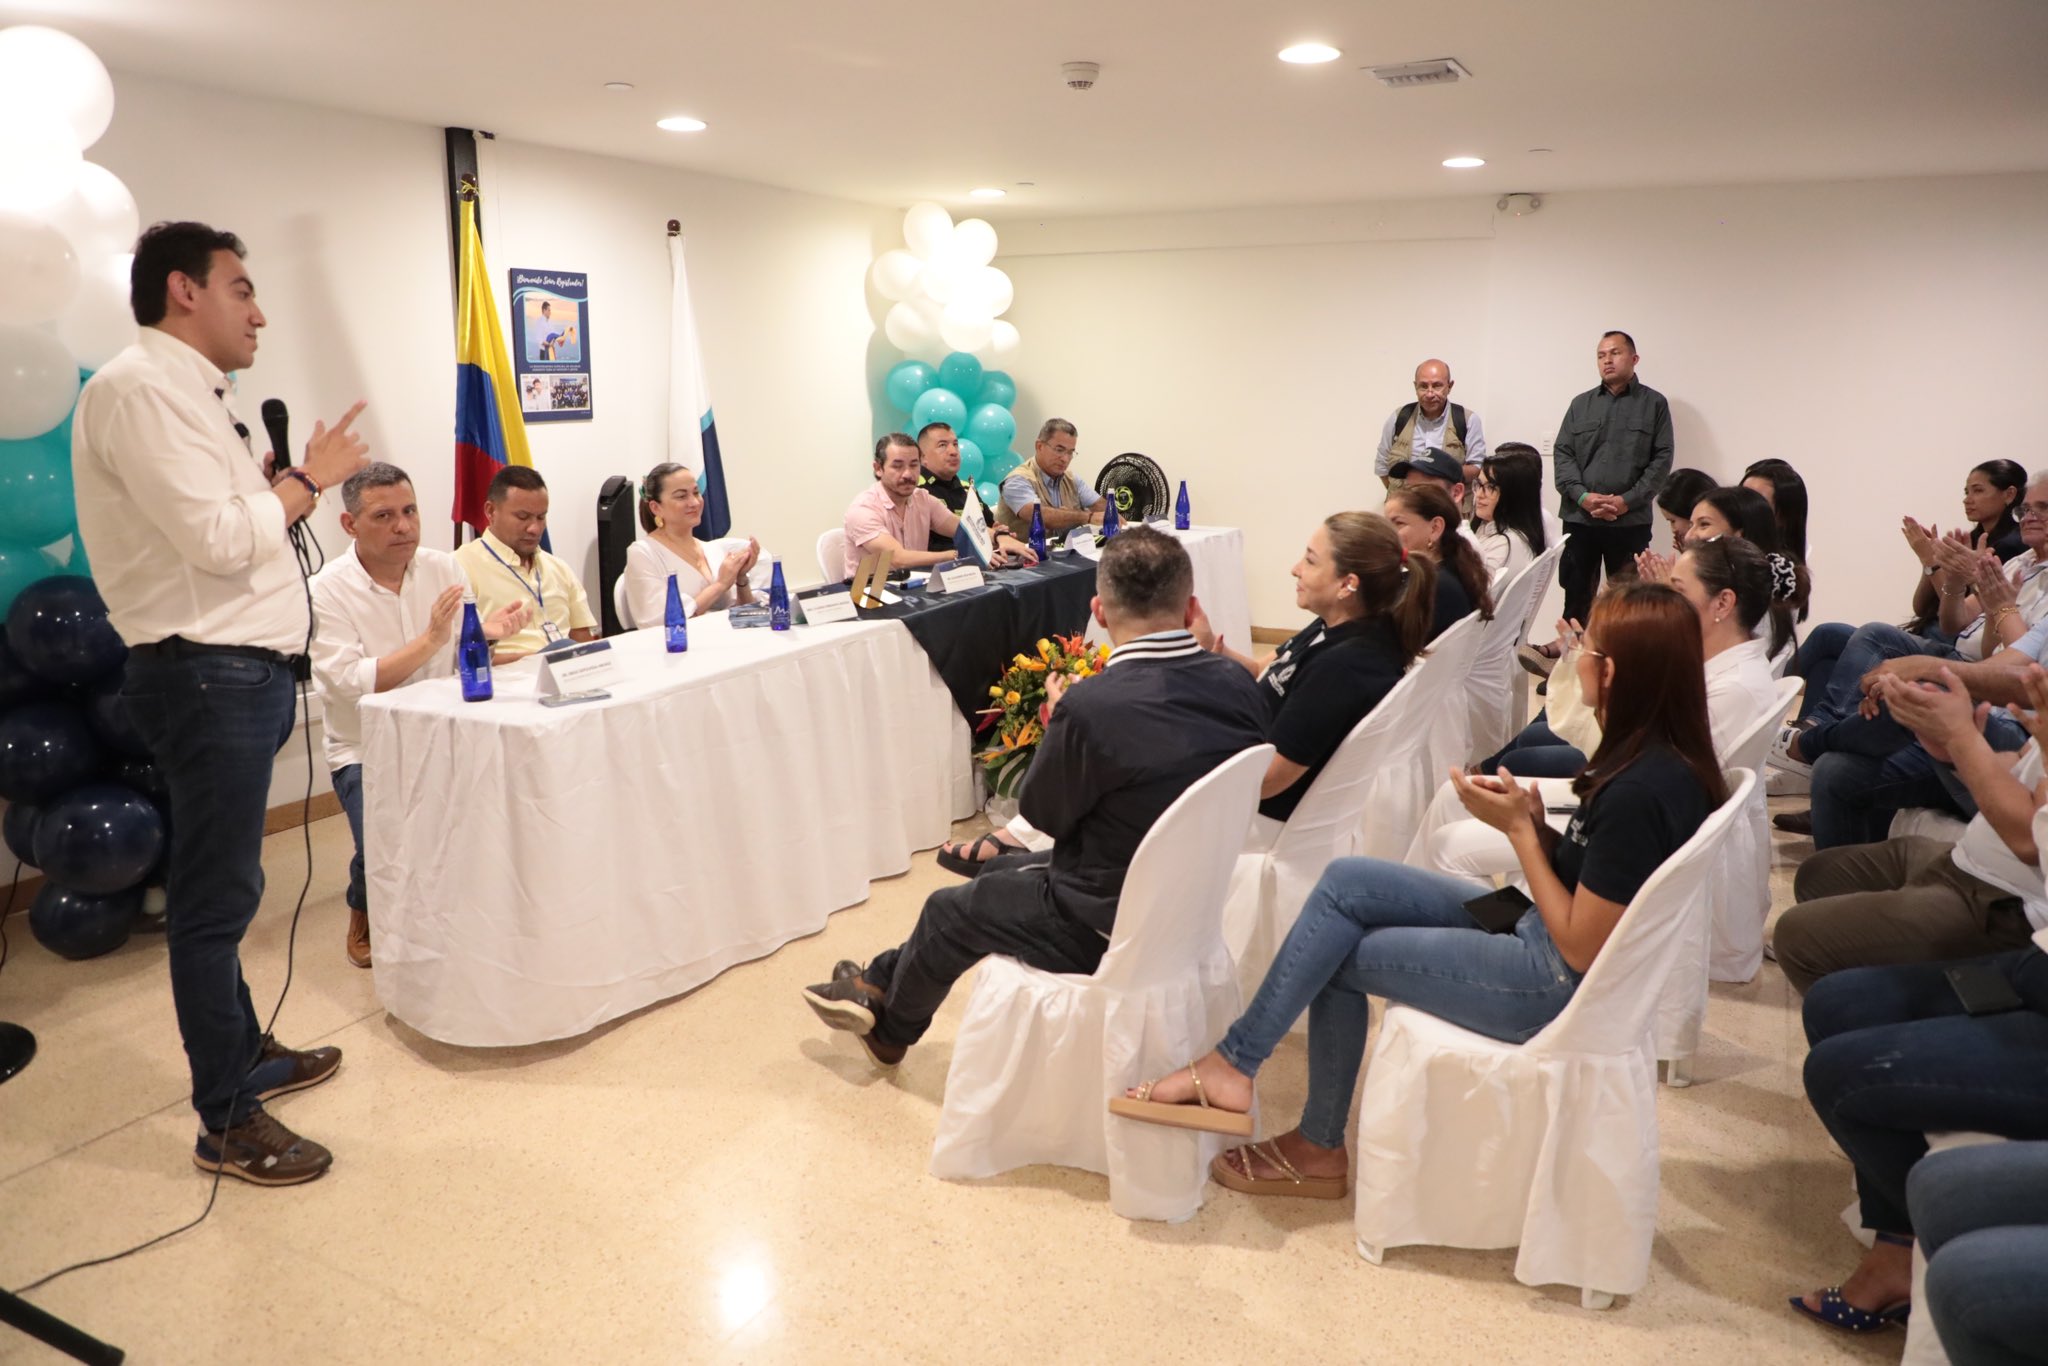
xmin=843 ymin=433 xmax=1034 ymax=579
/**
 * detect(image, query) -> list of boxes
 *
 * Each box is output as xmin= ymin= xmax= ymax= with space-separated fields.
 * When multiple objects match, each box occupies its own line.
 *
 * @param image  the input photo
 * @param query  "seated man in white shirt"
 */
xmin=842 ymin=433 xmax=1035 ymax=578
xmin=453 ymin=464 xmax=596 ymax=661
xmin=313 ymin=463 xmax=527 ymax=967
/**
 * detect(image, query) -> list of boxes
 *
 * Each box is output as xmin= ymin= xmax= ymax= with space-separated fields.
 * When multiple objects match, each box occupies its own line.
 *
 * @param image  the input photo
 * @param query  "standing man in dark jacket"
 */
xmin=1551 ymin=330 xmax=1675 ymax=627
xmin=801 ymin=526 xmax=1268 ymax=1066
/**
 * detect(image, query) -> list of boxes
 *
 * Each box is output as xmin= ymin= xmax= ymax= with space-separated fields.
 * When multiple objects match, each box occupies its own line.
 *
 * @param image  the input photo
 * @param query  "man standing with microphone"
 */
xmin=72 ymin=221 xmax=369 ymax=1185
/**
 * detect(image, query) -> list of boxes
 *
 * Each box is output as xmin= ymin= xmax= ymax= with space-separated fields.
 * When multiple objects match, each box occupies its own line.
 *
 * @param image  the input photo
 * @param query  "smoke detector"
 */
xmin=1366 ymin=57 xmax=1471 ymax=88
xmin=1496 ymin=192 xmax=1544 ymax=217
xmin=1061 ymin=60 xmax=1100 ymax=91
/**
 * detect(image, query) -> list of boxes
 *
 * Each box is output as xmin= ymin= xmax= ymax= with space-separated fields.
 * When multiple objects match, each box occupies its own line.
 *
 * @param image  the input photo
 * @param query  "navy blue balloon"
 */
xmin=2 ymin=800 xmax=41 ymax=867
xmin=84 ymin=675 xmax=150 ymax=758
xmin=0 ymin=630 xmax=53 ymax=710
xmin=114 ymin=756 xmax=169 ymax=805
xmin=0 ymin=702 xmax=105 ymax=804
xmin=29 ymin=882 xmax=140 ymax=960
xmin=6 ymin=576 xmax=127 ymax=686
xmin=33 ymin=783 xmax=166 ymax=895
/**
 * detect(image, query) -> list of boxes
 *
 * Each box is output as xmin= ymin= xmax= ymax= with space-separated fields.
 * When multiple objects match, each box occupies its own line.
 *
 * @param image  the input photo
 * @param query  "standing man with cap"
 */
xmin=1375 ymin=359 xmax=1487 ymax=503
xmin=72 ymin=221 xmax=370 ymax=1185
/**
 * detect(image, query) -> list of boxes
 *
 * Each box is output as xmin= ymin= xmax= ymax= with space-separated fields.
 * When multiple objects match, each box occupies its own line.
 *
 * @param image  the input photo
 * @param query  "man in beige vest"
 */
xmin=998 ymin=418 xmax=1105 ymax=539
xmin=1374 ymin=359 xmax=1488 ymax=503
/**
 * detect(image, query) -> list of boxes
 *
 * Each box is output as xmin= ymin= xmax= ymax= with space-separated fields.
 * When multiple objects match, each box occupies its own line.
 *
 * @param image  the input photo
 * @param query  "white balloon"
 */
xmin=954 ymin=266 xmax=1014 ymax=318
xmin=0 ymin=324 xmax=81 ymax=439
xmin=0 ymin=110 xmax=83 ymax=215
xmin=939 ymin=302 xmax=994 ymax=354
xmin=0 ymin=211 xmax=79 ymax=325
xmin=902 ymin=201 xmax=953 ymax=260
xmin=883 ymin=300 xmax=939 ymax=355
xmin=951 ymin=218 xmax=998 ymax=268
xmin=0 ymin=26 xmax=115 ymax=150
xmin=917 ymin=255 xmax=963 ymax=305
xmin=46 ymin=163 xmax=138 ymax=261
xmin=989 ymin=320 xmax=1021 ymax=361
xmin=56 ymin=252 xmax=135 ymax=369
xmin=869 ymin=248 xmax=924 ymax=303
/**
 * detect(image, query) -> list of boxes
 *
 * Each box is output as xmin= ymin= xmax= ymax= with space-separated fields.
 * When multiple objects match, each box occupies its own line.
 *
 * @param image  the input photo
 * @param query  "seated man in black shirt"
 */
xmin=802 ymin=527 xmax=1270 ymax=1065
xmin=916 ymin=421 xmax=995 ymax=551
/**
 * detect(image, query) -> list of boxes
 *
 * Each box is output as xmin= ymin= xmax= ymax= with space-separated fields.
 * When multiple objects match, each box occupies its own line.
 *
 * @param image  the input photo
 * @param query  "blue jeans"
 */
xmin=1483 ymin=714 xmax=1587 ymax=779
xmin=121 ymin=651 xmax=299 ymax=1132
xmin=1911 ymin=1142 xmax=2048 ymax=1366
xmin=332 ymin=763 xmax=366 ymax=913
xmin=1809 ymin=713 xmax=2027 ymax=850
xmin=1802 ymin=622 xmax=1958 ymax=757
xmin=1217 ymin=857 xmax=1582 ymax=1150
xmin=1791 ymin=621 xmax=1854 ymax=722
xmin=1801 ymin=951 xmax=2048 ymax=1236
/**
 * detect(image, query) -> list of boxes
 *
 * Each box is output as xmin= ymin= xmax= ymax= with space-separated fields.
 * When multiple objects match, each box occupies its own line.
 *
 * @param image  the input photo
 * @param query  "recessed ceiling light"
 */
xmin=603 ymin=81 xmax=634 ymax=93
xmin=1442 ymin=156 xmax=1485 ymax=169
xmin=1278 ymin=42 xmax=1341 ymax=64
xmin=969 ymin=187 xmax=1006 ymax=200
xmin=656 ymin=115 xmax=707 ymax=133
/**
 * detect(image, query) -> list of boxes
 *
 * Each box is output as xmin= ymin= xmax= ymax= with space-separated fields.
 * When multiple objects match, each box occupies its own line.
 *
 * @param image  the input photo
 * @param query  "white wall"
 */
xmin=999 ymin=174 xmax=2048 ymax=628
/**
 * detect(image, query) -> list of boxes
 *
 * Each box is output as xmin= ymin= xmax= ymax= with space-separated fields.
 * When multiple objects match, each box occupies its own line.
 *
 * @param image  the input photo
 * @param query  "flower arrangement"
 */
xmin=975 ymin=633 xmax=1111 ymax=797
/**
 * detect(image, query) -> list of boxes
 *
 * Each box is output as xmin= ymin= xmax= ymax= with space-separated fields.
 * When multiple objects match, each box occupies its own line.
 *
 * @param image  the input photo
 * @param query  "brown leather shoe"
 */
xmin=247 ymin=1034 xmax=342 ymax=1103
xmin=193 ymin=1110 xmax=333 ymax=1186
xmin=346 ymin=907 xmax=371 ymax=968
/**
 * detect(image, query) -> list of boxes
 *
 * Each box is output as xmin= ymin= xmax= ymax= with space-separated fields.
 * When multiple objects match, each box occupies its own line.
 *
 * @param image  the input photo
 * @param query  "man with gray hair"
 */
xmin=999 ymin=417 xmax=1105 ymax=538
xmin=310 ymin=462 xmax=527 ymax=967
xmin=802 ymin=526 xmax=1268 ymax=1067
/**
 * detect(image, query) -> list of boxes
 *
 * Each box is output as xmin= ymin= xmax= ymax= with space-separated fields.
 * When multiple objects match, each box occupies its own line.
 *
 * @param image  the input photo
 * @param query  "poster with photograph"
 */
xmin=510 ymin=269 xmax=593 ymax=422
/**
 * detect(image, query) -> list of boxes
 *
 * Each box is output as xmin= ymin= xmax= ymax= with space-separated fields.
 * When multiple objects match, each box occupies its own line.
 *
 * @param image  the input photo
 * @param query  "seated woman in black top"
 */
xmin=1384 ymin=483 xmax=1494 ymax=638
xmin=1115 ymin=581 xmax=1721 ymax=1198
xmin=1196 ymin=511 xmax=1433 ymax=822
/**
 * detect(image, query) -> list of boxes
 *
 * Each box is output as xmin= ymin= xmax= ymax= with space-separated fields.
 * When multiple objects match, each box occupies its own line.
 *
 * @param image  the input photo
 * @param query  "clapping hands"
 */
xmin=1633 ymin=549 xmax=1673 ymax=584
xmin=1449 ymin=765 xmax=1544 ymax=836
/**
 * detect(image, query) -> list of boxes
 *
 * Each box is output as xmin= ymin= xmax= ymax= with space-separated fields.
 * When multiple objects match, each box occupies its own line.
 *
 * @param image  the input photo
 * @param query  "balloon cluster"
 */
xmin=2 ymin=577 xmax=166 ymax=960
xmin=882 ymin=351 xmax=1023 ymax=509
xmin=871 ymin=202 xmax=1018 ymax=363
xmin=0 ymin=28 xmax=157 ymax=959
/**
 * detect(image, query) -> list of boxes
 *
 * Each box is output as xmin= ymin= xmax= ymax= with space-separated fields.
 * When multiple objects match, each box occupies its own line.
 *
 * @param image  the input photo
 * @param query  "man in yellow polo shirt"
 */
xmin=454 ymin=465 xmax=597 ymax=661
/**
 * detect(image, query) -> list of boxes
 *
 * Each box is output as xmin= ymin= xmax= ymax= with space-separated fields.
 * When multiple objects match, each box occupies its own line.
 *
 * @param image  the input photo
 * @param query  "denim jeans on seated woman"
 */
xmin=1215 ymin=857 xmax=1582 ymax=1150
xmin=1803 ymin=621 xmax=1959 ymax=748
xmin=1480 ymin=713 xmax=1588 ymax=780
xmin=1791 ymin=621 xmax=1854 ymax=723
xmin=1910 ymin=1142 xmax=2048 ymax=1366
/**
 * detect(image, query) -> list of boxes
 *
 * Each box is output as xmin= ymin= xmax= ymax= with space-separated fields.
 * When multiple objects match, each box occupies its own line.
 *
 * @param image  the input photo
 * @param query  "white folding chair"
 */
xmin=928 ymin=745 xmax=1274 ymax=1223
xmin=1468 ymin=539 xmax=1567 ymax=763
xmin=816 ymin=528 xmax=847 ymax=583
xmin=1223 ymin=618 xmax=1485 ymax=1001
xmin=1353 ymin=769 xmax=1757 ymax=1307
xmin=611 ymin=574 xmax=636 ymax=630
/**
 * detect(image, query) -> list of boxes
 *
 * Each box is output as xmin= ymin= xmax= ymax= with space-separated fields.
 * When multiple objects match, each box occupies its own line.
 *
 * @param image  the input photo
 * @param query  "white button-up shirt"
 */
xmin=71 ymin=329 xmax=307 ymax=653
xmin=310 ymin=543 xmax=469 ymax=770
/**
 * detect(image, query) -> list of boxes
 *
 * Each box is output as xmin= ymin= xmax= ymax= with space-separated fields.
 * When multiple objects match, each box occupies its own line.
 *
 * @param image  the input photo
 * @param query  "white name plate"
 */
xmin=798 ymin=589 xmax=860 ymax=624
xmin=930 ymin=562 xmax=986 ymax=594
xmin=535 ymin=638 xmax=622 ymax=699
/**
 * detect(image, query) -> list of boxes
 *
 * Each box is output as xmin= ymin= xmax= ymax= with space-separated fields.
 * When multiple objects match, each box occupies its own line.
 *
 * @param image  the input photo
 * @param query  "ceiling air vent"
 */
xmin=1365 ymin=58 xmax=1472 ymax=89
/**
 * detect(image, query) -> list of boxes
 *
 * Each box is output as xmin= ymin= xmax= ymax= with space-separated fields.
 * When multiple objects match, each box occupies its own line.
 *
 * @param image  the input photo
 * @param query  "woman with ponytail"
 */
xmin=1384 ymin=483 xmax=1495 ymax=637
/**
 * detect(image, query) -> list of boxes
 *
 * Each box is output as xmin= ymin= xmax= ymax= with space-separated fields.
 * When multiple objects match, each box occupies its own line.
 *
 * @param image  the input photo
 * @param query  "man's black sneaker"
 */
xmin=802 ymin=974 xmax=883 ymax=1035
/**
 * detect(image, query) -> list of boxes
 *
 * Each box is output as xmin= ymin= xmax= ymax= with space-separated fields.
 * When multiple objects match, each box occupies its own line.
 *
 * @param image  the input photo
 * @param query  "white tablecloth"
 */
xmin=360 ymin=616 xmax=976 ymax=1046
xmin=1073 ymin=524 xmax=1252 ymax=655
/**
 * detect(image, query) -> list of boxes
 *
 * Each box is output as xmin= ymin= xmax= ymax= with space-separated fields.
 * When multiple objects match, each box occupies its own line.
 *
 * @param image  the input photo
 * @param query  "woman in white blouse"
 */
xmin=1468 ymin=446 xmax=1547 ymax=583
xmin=623 ymin=462 xmax=760 ymax=627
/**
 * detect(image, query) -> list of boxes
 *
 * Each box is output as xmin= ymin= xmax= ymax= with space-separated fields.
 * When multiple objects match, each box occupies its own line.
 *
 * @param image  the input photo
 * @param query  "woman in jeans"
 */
xmin=1113 ymin=581 xmax=1721 ymax=1197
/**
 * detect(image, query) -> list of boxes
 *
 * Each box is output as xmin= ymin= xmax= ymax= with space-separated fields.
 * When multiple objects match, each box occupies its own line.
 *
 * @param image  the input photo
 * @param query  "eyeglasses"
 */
xmin=1474 ymin=478 xmax=1498 ymax=491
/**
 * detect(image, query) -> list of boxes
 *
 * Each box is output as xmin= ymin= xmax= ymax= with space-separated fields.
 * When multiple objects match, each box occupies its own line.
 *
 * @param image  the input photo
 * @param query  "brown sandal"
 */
xmin=1108 ymin=1062 xmax=1254 ymax=1138
xmin=1210 ymin=1140 xmax=1347 ymax=1200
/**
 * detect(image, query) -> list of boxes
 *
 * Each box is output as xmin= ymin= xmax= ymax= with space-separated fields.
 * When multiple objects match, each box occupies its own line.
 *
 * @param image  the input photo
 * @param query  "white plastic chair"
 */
xmin=928 ymin=744 xmax=1274 ymax=1223
xmin=1468 ymin=539 xmax=1567 ymax=763
xmin=1223 ymin=617 xmax=1485 ymax=1001
xmin=816 ymin=527 xmax=847 ymax=583
xmin=611 ymin=574 xmax=636 ymax=630
xmin=1353 ymin=768 xmax=1757 ymax=1307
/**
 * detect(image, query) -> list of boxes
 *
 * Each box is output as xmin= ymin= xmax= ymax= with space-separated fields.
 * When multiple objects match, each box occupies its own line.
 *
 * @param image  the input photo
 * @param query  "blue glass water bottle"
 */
xmin=458 ymin=594 xmax=492 ymax=702
xmin=768 ymin=554 xmax=791 ymax=631
xmin=1101 ymin=498 xmax=1121 ymax=539
xmin=664 ymin=573 xmax=688 ymax=653
xmin=1028 ymin=505 xmax=1048 ymax=561
xmin=1175 ymin=480 xmax=1191 ymax=531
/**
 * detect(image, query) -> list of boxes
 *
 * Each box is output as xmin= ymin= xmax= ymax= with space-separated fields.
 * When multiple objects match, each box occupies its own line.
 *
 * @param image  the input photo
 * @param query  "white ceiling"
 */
xmin=9 ymin=0 xmax=2048 ymax=217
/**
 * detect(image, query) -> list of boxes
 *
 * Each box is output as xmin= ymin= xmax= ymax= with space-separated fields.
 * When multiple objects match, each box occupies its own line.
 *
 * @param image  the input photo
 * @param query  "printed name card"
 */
xmin=798 ymin=589 xmax=860 ymax=624
xmin=535 ymin=638 xmax=621 ymax=699
xmin=930 ymin=562 xmax=987 ymax=594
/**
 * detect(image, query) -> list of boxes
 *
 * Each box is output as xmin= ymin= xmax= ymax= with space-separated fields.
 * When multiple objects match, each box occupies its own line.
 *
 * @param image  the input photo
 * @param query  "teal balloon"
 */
xmin=64 ymin=536 xmax=90 ymax=578
xmin=956 ymin=439 xmax=984 ymax=483
xmin=974 ymin=481 xmax=1002 ymax=509
xmin=966 ymin=404 xmax=1016 ymax=456
xmin=883 ymin=359 xmax=937 ymax=413
xmin=0 ymin=418 xmax=78 ymax=548
xmin=910 ymin=386 xmax=967 ymax=432
xmin=0 ymin=542 xmax=60 ymax=621
xmin=937 ymin=352 xmax=983 ymax=399
xmin=975 ymin=370 xmax=1016 ymax=409
xmin=986 ymin=450 xmax=1021 ymax=485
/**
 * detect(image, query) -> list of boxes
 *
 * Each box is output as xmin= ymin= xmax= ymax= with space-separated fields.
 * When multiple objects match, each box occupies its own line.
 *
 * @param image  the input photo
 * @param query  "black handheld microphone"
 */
xmin=261 ymin=398 xmax=291 ymax=471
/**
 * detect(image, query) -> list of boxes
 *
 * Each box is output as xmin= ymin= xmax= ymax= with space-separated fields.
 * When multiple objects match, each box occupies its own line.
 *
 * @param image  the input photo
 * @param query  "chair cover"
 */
xmin=1224 ymin=617 xmax=1484 ymax=999
xmin=928 ymin=745 xmax=1273 ymax=1223
xmin=816 ymin=527 xmax=847 ymax=583
xmin=1353 ymin=770 xmax=1757 ymax=1301
xmin=1889 ymin=807 xmax=1968 ymax=843
xmin=1467 ymin=540 xmax=1568 ymax=763
xmin=611 ymin=574 xmax=635 ymax=631
xmin=1701 ymin=677 xmax=1804 ymax=985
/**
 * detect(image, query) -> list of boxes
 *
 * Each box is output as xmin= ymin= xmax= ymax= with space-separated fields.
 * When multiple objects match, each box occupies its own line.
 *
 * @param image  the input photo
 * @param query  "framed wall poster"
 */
xmin=510 ymin=268 xmax=593 ymax=422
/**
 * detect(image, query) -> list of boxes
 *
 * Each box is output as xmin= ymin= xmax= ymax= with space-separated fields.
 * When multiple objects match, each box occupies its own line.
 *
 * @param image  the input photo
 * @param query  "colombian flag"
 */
xmin=451 ymin=197 xmax=534 ymax=531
